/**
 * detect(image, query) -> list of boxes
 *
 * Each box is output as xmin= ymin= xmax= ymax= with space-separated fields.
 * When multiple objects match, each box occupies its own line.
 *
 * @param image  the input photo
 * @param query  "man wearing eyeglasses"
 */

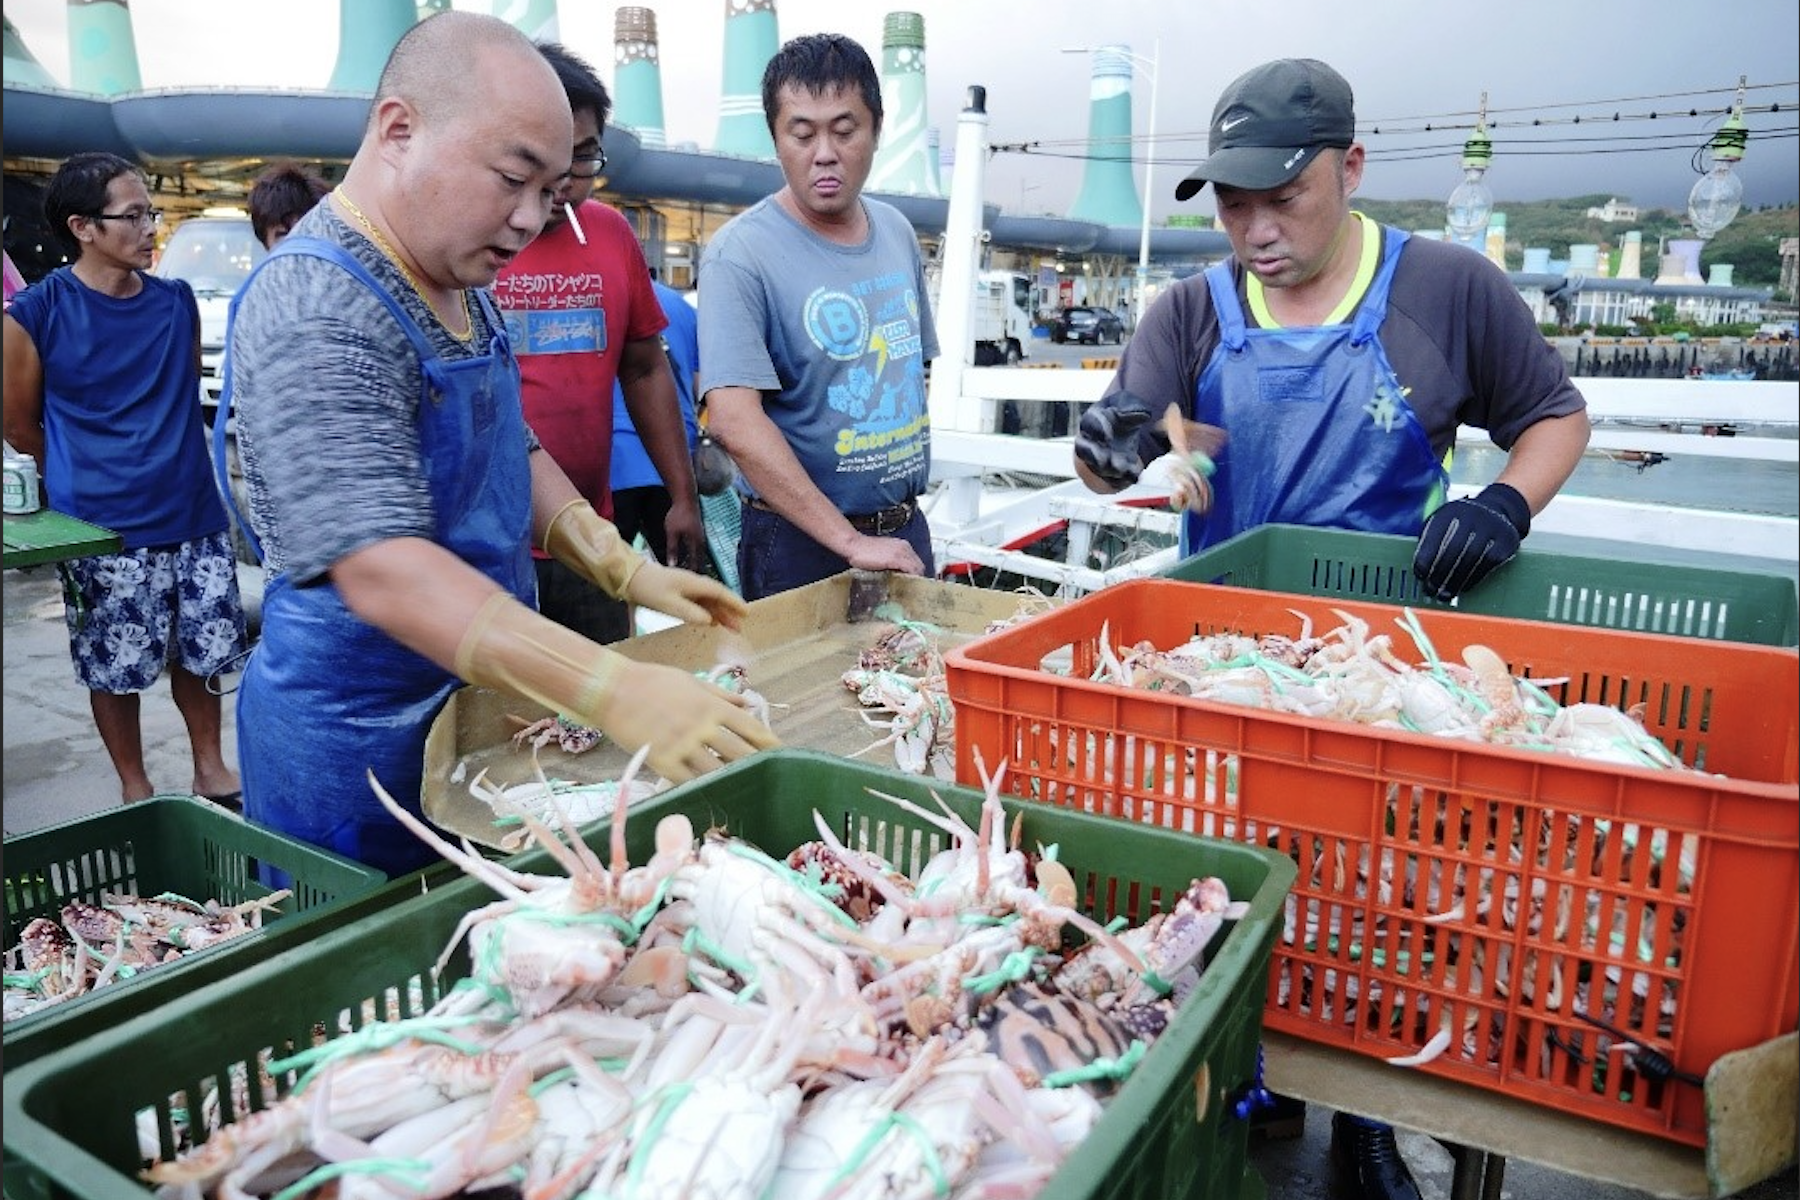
xmin=491 ymin=40 xmax=707 ymax=645
xmin=3 ymin=151 xmax=250 ymax=809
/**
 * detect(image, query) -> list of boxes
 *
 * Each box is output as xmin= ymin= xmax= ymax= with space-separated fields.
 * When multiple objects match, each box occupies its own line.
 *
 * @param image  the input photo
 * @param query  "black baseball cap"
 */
xmin=1175 ymin=58 xmax=1356 ymax=200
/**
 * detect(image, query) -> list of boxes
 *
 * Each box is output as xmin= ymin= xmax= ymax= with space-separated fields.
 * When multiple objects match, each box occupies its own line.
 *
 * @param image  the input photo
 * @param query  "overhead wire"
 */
xmin=991 ymin=81 xmax=1798 ymax=170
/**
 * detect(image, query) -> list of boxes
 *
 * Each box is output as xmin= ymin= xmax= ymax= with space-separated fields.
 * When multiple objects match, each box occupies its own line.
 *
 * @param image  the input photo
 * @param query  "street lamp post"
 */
xmin=1063 ymin=41 xmax=1159 ymax=330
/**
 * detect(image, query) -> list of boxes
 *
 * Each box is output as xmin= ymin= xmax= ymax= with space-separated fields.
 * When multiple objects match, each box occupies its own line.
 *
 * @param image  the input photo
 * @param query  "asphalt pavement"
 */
xmin=2 ymin=561 xmax=1794 ymax=1200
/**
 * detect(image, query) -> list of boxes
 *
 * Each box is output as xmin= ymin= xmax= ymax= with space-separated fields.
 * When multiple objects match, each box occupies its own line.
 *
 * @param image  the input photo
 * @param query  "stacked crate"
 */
xmin=945 ymin=544 xmax=1799 ymax=1145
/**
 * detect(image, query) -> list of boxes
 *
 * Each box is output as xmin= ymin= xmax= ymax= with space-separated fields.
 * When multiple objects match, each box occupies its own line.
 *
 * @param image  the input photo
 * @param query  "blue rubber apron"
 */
xmin=220 ymin=237 xmax=534 ymax=875
xmin=1182 ymin=227 xmax=1448 ymax=555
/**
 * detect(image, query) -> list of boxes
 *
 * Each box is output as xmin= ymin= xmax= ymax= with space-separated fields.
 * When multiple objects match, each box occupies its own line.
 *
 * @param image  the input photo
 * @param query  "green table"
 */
xmin=2 ymin=509 xmax=122 ymax=569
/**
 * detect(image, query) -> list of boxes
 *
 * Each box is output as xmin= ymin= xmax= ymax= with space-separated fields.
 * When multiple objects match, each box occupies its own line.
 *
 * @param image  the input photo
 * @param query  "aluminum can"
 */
xmin=3 ymin=454 xmax=42 ymax=515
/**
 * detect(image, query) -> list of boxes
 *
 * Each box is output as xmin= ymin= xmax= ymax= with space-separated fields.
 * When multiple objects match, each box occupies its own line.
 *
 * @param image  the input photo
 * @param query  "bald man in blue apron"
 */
xmin=221 ymin=14 xmax=777 ymax=877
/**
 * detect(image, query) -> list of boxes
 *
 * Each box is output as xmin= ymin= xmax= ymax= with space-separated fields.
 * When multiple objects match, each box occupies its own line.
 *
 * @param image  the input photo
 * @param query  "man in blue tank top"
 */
xmin=4 ymin=152 xmax=250 ymax=807
xmin=1071 ymin=59 xmax=1592 ymax=1200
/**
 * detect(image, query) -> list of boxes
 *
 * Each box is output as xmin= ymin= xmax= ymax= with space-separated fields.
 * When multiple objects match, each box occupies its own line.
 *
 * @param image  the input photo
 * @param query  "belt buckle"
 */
xmin=853 ymin=499 xmax=911 ymax=535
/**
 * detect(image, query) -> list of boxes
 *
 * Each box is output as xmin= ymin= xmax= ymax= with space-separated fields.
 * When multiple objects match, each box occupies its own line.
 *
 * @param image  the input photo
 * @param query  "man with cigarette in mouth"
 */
xmin=493 ymin=40 xmax=707 ymax=643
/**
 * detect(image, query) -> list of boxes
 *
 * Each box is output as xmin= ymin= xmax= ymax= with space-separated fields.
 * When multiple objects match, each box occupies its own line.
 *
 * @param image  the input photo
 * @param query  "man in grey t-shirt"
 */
xmin=699 ymin=32 xmax=939 ymax=601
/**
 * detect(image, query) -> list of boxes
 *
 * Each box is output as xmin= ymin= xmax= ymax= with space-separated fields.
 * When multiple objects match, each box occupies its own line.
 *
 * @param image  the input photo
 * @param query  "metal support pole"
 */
xmin=1135 ymin=39 xmax=1159 ymax=331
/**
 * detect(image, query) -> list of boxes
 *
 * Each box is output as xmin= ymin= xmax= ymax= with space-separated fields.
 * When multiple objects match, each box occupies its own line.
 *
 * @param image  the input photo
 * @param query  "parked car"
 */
xmin=1050 ymin=305 xmax=1124 ymax=345
xmin=153 ymin=209 xmax=265 ymax=422
xmin=154 ymin=210 xmax=265 ymax=566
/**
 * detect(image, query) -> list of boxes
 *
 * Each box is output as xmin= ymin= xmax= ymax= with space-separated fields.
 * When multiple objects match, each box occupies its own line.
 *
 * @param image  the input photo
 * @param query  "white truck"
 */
xmin=927 ymin=267 xmax=1035 ymax=366
xmin=153 ymin=208 xmax=265 ymax=424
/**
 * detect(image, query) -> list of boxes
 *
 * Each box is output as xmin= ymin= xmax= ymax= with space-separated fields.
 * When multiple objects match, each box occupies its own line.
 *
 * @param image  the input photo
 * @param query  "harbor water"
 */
xmin=1454 ymin=442 xmax=1798 ymax=518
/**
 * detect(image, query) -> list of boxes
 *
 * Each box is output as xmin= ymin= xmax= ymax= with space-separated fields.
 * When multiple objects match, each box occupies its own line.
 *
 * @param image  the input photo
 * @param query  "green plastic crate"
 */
xmin=3 ymin=796 xmax=387 ymax=1069
xmin=1164 ymin=524 xmax=1799 ymax=646
xmin=4 ymin=750 xmax=1294 ymax=1200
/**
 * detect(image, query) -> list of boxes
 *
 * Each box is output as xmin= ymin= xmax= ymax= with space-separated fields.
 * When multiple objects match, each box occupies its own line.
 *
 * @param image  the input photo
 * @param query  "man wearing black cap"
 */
xmin=1072 ymin=57 xmax=1592 ymax=1200
xmin=1074 ymin=57 xmax=1590 ymax=609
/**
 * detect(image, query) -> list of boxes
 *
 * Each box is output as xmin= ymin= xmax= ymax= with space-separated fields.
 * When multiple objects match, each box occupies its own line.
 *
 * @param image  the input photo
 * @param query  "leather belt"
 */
xmin=745 ymin=495 xmax=918 ymax=537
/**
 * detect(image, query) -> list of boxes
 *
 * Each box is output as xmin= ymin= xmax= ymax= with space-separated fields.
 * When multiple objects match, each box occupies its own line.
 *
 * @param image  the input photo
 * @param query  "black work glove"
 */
xmin=1075 ymin=396 xmax=1167 ymax=489
xmin=1412 ymin=482 xmax=1532 ymax=602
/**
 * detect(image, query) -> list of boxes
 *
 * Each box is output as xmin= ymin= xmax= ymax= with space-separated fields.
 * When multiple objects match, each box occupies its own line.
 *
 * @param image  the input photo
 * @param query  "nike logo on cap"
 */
xmin=1220 ymin=115 xmax=1251 ymax=131
xmin=1284 ymin=149 xmax=1309 ymax=169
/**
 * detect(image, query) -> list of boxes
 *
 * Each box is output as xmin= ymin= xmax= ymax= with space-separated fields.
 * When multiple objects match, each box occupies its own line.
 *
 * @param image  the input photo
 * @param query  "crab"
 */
xmin=508 ymin=713 xmax=604 ymax=755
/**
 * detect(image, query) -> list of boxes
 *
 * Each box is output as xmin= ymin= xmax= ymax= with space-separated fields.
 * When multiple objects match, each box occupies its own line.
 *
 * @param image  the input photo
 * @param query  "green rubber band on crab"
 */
xmin=531 ymin=1066 xmax=579 ymax=1095
xmin=5 ymin=968 xmax=55 ymax=990
xmin=1139 ymin=968 xmax=1175 ymax=998
xmin=681 ymin=926 xmax=757 ymax=980
xmin=271 ymin=1014 xmax=491 ymax=1088
xmin=627 ymin=877 xmax=673 ymax=940
xmin=273 ymin=1157 xmax=432 ymax=1200
xmin=828 ymin=1111 xmax=949 ymax=1193
xmin=964 ymin=946 xmax=1046 ymax=994
xmin=724 ymin=841 xmax=857 ymax=926
xmin=957 ymin=912 xmax=1012 ymax=927
xmin=1042 ymin=1039 xmax=1149 ymax=1089
xmin=627 ymin=1082 xmax=696 ymax=1191
xmin=1189 ymin=450 xmax=1216 ymax=477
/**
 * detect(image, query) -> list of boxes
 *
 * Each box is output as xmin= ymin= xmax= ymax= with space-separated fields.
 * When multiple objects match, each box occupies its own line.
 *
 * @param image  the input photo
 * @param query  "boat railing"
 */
xmin=928 ymin=370 xmax=1798 ymax=571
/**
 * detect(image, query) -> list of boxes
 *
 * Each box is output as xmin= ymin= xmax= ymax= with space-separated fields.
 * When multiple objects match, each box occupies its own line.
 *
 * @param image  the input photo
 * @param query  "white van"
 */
xmin=154 ymin=209 xmax=265 ymax=565
xmin=153 ymin=208 xmax=265 ymax=422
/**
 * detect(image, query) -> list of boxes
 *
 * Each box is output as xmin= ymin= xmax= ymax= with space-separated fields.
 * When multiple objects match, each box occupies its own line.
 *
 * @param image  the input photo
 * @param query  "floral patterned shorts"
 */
xmin=58 ymin=532 xmax=249 ymax=694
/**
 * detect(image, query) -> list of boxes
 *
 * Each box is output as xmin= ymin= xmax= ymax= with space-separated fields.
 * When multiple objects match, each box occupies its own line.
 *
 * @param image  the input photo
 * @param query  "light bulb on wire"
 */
xmin=1687 ymin=78 xmax=1748 ymax=241
xmin=1446 ymin=93 xmax=1493 ymax=242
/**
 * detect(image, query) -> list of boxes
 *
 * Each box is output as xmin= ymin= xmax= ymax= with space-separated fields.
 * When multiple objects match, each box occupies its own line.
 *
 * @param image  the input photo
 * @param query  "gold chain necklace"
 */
xmin=334 ymin=190 xmax=473 ymax=342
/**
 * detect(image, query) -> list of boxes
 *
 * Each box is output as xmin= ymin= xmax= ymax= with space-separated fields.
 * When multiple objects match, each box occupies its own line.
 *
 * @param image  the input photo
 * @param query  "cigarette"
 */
xmin=565 ymin=203 xmax=587 ymax=245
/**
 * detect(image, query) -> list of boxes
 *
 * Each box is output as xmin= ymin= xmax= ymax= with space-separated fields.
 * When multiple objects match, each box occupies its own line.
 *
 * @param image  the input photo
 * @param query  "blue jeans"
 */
xmin=736 ymin=500 xmax=934 ymax=601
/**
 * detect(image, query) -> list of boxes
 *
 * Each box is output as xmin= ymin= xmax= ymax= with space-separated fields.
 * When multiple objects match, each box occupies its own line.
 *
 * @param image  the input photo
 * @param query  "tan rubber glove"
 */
xmin=542 ymin=498 xmax=649 ymax=599
xmin=624 ymin=560 xmax=748 ymax=631
xmin=455 ymin=592 xmax=780 ymax=782
xmin=543 ymin=498 xmax=747 ymax=630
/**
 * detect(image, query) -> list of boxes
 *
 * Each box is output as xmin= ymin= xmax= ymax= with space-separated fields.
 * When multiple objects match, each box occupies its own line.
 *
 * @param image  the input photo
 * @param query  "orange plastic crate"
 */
xmin=945 ymin=578 xmax=1800 ymax=1145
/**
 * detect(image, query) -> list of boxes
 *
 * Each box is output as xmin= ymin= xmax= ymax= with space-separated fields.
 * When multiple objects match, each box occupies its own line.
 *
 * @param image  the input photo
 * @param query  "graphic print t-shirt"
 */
xmin=491 ymin=199 xmax=665 ymax=520
xmin=697 ymin=196 xmax=939 ymax=514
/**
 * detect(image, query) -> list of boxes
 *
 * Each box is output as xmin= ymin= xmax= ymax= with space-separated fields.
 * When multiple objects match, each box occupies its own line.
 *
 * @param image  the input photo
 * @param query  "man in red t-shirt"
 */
xmin=492 ymin=41 xmax=703 ymax=643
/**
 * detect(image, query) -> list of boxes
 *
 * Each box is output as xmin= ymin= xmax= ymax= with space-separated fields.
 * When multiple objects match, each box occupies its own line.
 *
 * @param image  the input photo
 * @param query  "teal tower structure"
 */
xmin=488 ymin=0 xmax=559 ymax=42
xmin=1067 ymin=44 xmax=1143 ymax=229
xmin=868 ymin=12 xmax=936 ymax=196
xmin=66 ymin=0 xmax=141 ymax=95
xmin=3 ymin=15 xmax=60 ymax=88
xmin=714 ymin=0 xmax=777 ymax=159
xmin=329 ymin=0 xmax=418 ymax=92
xmin=613 ymin=6 xmax=667 ymax=148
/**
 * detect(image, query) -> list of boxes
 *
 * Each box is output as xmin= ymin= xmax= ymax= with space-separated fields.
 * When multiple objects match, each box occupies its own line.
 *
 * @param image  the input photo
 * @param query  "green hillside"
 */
xmin=1352 ymin=195 xmax=1797 ymax=291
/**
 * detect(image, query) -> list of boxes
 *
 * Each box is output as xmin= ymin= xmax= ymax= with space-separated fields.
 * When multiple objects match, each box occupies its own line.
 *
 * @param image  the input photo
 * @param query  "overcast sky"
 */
xmin=8 ymin=0 xmax=1797 ymax=223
